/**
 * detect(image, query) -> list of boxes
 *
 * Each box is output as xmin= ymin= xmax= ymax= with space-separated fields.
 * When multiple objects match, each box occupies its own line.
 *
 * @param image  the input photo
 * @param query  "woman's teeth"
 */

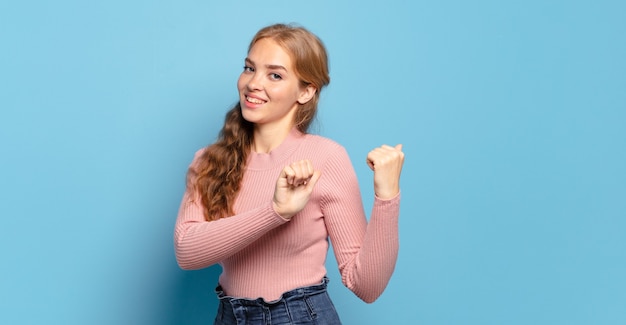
xmin=247 ymin=96 xmax=265 ymax=104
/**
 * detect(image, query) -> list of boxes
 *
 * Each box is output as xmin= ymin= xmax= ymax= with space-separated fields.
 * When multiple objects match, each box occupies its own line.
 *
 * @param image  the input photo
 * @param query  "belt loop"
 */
xmin=263 ymin=305 xmax=271 ymax=324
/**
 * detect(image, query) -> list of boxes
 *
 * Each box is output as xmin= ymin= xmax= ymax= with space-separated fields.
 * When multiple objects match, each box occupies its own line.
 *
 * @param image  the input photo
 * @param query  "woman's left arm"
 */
xmin=321 ymin=144 xmax=404 ymax=303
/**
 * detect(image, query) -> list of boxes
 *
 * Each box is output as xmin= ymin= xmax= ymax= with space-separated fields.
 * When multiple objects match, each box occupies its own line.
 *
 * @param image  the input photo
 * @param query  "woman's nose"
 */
xmin=246 ymin=72 xmax=263 ymax=91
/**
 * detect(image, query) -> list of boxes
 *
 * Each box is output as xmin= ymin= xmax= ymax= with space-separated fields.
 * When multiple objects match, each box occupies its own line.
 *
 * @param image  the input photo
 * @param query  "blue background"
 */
xmin=1 ymin=1 xmax=625 ymax=324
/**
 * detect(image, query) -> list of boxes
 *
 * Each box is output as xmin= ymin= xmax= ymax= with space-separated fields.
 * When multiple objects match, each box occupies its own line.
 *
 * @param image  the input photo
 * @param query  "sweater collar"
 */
xmin=246 ymin=128 xmax=304 ymax=170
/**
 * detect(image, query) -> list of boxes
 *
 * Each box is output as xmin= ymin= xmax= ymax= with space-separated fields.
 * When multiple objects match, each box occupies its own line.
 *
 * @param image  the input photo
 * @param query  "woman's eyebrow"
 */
xmin=266 ymin=64 xmax=287 ymax=71
xmin=245 ymin=58 xmax=287 ymax=72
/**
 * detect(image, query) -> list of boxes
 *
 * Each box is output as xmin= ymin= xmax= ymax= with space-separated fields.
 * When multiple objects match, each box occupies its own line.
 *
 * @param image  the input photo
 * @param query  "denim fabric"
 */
xmin=213 ymin=277 xmax=342 ymax=325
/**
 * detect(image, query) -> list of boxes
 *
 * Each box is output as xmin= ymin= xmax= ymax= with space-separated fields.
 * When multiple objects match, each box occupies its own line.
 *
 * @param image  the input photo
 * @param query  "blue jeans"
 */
xmin=213 ymin=277 xmax=342 ymax=325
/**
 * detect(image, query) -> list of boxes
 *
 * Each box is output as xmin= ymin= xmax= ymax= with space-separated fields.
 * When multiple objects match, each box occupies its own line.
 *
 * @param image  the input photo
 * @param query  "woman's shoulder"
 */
xmin=298 ymin=133 xmax=353 ymax=166
xmin=301 ymin=133 xmax=346 ymax=153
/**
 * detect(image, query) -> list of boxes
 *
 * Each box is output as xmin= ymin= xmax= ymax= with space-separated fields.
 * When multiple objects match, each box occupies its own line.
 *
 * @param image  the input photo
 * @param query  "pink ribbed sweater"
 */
xmin=174 ymin=128 xmax=400 ymax=303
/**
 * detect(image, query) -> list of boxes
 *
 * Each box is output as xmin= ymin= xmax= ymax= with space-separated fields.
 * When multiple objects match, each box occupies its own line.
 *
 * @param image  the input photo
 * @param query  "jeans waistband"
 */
xmin=215 ymin=276 xmax=330 ymax=306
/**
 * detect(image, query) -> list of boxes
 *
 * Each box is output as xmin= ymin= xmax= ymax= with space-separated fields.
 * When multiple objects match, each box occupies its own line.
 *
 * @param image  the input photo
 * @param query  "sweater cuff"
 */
xmin=374 ymin=190 xmax=401 ymax=202
xmin=372 ymin=191 xmax=401 ymax=217
xmin=269 ymin=202 xmax=292 ymax=223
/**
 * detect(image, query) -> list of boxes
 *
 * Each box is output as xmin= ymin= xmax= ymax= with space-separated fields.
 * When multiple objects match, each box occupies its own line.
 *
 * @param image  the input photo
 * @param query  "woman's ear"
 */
xmin=297 ymin=85 xmax=316 ymax=105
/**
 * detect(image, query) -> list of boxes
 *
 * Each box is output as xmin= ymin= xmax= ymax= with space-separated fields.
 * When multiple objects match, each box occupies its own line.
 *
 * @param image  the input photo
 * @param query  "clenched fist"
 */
xmin=272 ymin=159 xmax=321 ymax=219
xmin=367 ymin=144 xmax=405 ymax=199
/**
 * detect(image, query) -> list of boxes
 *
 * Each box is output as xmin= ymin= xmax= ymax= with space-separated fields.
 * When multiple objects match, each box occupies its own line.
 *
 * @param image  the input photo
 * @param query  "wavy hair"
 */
xmin=189 ymin=23 xmax=330 ymax=221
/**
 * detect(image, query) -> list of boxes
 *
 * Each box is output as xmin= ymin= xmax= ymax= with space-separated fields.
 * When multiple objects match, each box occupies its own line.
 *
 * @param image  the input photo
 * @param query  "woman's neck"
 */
xmin=252 ymin=124 xmax=295 ymax=154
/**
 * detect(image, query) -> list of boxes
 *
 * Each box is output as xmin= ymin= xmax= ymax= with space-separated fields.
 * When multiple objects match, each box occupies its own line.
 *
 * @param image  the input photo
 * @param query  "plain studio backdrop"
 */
xmin=1 ymin=1 xmax=624 ymax=324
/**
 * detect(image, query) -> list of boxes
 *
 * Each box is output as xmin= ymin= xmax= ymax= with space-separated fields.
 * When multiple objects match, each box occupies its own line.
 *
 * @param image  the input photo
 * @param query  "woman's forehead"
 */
xmin=247 ymin=38 xmax=294 ymax=69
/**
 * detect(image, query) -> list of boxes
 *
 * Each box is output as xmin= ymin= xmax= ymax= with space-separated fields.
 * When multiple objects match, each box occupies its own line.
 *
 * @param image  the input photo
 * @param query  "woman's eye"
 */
xmin=270 ymin=73 xmax=282 ymax=80
xmin=243 ymin=66 xmax=254 ymax=73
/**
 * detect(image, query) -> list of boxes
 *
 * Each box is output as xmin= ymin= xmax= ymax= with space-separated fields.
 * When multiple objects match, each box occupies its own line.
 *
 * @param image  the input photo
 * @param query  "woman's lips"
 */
xmin=246 ymin=96 xmax=265 ymax=104
xmin=243 ymin=94 xmax=267 ymax=108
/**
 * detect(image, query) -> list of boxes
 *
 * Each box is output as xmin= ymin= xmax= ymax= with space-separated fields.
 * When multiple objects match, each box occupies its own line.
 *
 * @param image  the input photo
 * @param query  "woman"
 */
xmin=174 ymin=23 xmax=404 ymax=325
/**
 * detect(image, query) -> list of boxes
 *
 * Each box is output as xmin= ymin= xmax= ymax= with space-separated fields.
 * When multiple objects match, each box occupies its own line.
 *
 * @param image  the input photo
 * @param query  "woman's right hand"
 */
xmin=272 ymin=159 xmax=321 ymax=219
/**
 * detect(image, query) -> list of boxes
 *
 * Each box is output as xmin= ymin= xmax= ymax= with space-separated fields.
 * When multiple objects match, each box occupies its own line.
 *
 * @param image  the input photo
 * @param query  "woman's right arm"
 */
xmin=174 ymin=190 xmax=289 ymax=270
xmin=174 ymin=150 xmax=319 ymax=270
xmin=173 ymin=148 xmax=288 ymax=270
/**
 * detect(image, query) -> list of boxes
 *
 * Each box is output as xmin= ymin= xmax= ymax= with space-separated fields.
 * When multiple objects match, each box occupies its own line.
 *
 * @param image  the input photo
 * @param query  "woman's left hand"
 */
xmin=366 ymin=144 xmax=405 ymax=199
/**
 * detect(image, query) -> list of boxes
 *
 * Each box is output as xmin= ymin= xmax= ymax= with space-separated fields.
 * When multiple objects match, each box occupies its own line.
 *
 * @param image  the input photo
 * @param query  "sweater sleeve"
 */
xmin=173 ymin=152 xmax=289 ymax=270
xmin=320 ymin=146 xmax=400 ymax=303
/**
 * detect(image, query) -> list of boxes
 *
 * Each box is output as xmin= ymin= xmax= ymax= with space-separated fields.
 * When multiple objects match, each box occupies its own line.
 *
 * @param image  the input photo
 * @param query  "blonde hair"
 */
xmin=190 ymin=23 xmax=330 ymax=221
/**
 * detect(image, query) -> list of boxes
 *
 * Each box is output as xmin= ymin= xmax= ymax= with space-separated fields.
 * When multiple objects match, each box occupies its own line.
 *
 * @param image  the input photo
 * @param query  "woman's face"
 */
xmin=238 ymin=38 xmax=314 ymax=131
